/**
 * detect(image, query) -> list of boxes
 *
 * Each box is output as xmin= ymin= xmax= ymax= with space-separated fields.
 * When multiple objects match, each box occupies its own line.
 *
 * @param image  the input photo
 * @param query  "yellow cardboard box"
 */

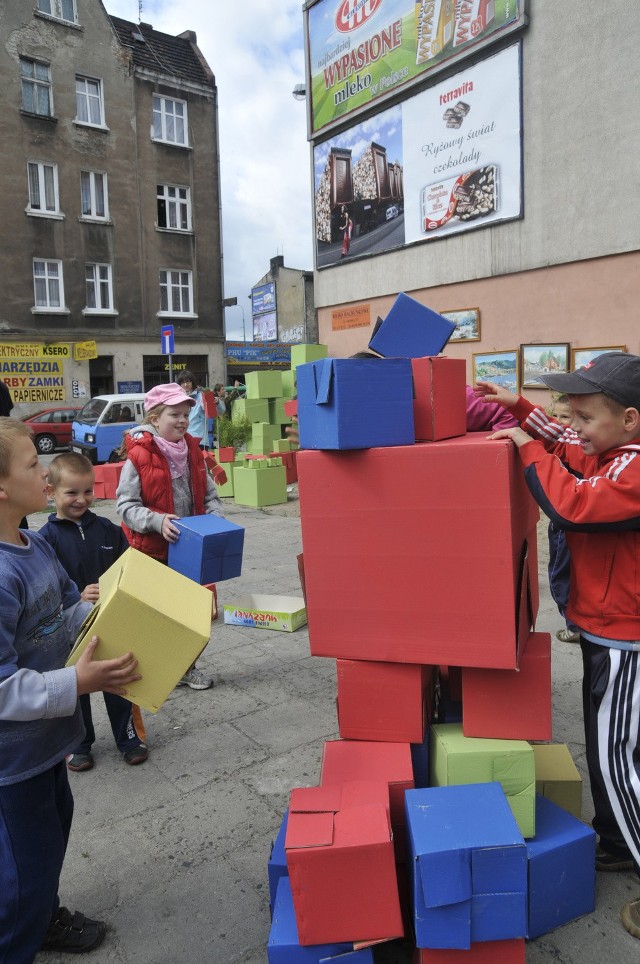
xmin=66 ymin=549 xmax=212 ymax=712
xmin=532 ymin=743 xmax=583 ymax=819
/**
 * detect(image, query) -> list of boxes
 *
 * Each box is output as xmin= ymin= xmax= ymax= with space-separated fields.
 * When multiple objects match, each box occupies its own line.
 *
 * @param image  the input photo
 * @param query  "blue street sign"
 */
xmin=161 ymin=325 xmax=175 ymax=354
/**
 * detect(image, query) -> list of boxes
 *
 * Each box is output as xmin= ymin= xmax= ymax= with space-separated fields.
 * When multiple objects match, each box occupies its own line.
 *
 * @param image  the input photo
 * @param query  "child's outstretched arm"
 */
xmin=474 ymin=380 xmax=519 ymax=409
xmin=75 ymin=635 xmax=141 ymax=697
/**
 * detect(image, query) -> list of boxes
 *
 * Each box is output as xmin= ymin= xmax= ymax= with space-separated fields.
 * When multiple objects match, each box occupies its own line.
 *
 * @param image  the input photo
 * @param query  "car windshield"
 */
xmin=75 ymin=398 xmax=108 ymax=424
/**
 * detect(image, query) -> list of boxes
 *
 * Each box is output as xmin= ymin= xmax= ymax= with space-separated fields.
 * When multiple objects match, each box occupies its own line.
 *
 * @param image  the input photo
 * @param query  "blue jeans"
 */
xmin=0 ymin=760 xmax=73 ymax=964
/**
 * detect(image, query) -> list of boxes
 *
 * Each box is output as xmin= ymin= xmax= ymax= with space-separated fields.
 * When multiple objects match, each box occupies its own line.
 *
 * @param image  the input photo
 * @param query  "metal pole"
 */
xmin=168 ymin=354 xmax=173 ymax=382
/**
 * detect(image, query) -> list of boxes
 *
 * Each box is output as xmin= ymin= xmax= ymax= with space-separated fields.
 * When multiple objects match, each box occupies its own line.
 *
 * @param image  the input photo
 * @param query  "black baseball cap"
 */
xmin=539 ymin=352 xmax=640 ymax=410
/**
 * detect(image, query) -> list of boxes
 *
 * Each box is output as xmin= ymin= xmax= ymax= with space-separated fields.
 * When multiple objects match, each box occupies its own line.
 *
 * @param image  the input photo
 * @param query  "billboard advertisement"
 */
xmin=253 ymin=311 xmax=278 ymax=342
xmin=251 ymin=282 xmax=276 ymax=316
xmin=314 ymin=42 xmax=521 ymax=267
xmin=306 ymin=0 xmax=526 ymax=136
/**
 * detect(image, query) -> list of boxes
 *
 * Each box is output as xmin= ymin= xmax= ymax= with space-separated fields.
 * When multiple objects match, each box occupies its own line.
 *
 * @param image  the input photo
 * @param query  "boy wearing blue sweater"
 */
xmin=0 ymin=419 xmax=141 ymax=960
xmin=39 ymin=453 xmax=148 ymax=771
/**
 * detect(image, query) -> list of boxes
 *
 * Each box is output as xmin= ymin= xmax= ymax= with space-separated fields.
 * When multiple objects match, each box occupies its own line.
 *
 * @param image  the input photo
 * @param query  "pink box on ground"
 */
xmin=337 ymin=661 xmax=434 ymax=743
xmin=411 ymin=357 xmax=466 ymax=441
xmin=285 ymin=781 xmax=404 ymax=946
xmin=462 ymin=632 xmax=552 ymax=741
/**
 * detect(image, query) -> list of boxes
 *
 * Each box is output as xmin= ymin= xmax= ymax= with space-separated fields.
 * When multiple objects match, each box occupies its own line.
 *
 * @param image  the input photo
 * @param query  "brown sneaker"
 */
xmin=621 ymin=897 xmax=640 ymax=939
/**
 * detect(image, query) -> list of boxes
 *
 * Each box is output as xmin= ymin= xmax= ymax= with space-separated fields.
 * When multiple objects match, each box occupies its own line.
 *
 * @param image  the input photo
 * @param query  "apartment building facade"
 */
xmin=0 ymin=0 xmax=224 ymax=412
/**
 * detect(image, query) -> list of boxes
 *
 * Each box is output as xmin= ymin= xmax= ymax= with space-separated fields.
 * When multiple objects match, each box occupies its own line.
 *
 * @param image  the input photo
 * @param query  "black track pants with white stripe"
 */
xmin=581 ymin=638 xmax=640 ymax=867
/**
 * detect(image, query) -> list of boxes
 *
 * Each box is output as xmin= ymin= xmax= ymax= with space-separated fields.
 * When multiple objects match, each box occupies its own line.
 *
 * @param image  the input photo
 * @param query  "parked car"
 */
xmin=21 ymin=407 xmax=80 ymax=454
xmin=71 ymin=393 xmax=146 ymax=463
xmin=385 ymin=204 xmax=399 ymax=221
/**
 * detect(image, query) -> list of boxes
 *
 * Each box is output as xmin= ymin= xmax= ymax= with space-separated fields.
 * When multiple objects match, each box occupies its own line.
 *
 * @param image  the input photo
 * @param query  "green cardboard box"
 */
xmin=290 ymin=343 xmax=328 ymax=371
xmin=251 ymin=422 xmax=280 ymax=446
xmin=281 ymin=369 xmax=297 ymax=397
xmin=233 ymin=461 xmax=287 ymax=507
xmin=430 ymin=722 xmax=536 ymax=838
xmin=223 ymin=593 xmax=307 ymax=632
xmin=232 ymin=398 xmax=269 ymax=423
xmin=271 ymin=438 xmax=292 ymax=453
xmin=269 ymin=398 xmax=293 ymax=425
xmin=245 ymin=370 xmax=284 ymax=399
xmin=532 ymin=743 xmax=583 ymax=819
xmin=214 ymin=459 xmax=244 ymax=497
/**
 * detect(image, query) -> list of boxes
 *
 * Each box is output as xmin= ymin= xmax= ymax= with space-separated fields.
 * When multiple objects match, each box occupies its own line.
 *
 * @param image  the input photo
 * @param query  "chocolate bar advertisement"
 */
xmin=306 ymin=0 xmax=525 ymax=135
xmin=313 ymin=42 xmax=521 ymax=267
xmin=403 ymin=41 xmax=522 ymax=241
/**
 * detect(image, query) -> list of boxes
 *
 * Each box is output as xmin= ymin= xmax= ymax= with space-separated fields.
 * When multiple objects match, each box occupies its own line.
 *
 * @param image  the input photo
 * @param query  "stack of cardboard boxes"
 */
xmin=267 ymin=297 xmax=596 ymax=962
xmin=217 ymin=345 xmax=328 ymax=507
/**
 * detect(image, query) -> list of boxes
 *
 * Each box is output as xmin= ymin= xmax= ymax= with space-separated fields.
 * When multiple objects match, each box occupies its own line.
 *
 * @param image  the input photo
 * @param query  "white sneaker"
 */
xmin=177 ymin=667 xmax=213 ymax=690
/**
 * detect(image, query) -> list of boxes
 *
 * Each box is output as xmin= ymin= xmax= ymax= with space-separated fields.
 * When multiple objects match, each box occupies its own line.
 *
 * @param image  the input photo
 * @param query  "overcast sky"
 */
xmin=105 ymin=0 xmax=314 ymax=341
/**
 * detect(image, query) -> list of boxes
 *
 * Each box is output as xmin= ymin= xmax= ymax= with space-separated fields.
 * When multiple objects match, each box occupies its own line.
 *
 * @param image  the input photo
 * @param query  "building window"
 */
xmin=76 ymin=75 xmax=104 ymax=126
xmin=80 ymin=170 xmax=108 ymax=219
xmin=85 ymin=263 xmax=113 ymax=311
xmin=157 ymin=184 xmax=191 ymax=230
xmin=33 ymin=259 xmax=64 ymax=309
xmin=152 ymin=95 xmax=188 ymax=146
xmin=36 ymin=0 xmax=77 ymax=23
xmin=20 ymin=58 xmax=52 ymax=117
xmin=159 ymin=270 xmax=194 ymax=315
xmin=26 ymin=162 xmax=60 ymax=215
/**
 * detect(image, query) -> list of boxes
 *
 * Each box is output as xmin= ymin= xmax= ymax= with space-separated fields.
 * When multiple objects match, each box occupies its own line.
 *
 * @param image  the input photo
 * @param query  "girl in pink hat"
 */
xmin=116 ymin=382 xmax=225 ymax=690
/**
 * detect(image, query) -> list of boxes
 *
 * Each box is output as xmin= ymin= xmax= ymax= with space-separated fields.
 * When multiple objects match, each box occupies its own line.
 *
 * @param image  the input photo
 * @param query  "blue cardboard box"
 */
xmin=526 ymin=795 xmax=596 ymax=939
xmin=405 ymin=783 xmax=527 ymax=950
xmin=368 ymin=294 xmax=456 ymax=359
xmin=268 ymin=810 xmax=289 ymax=915
xmin=267 ymin=878 xmax=374 ymax=963
xmin=297 ymin=357 xmax=414 ymax=450
xmin=168 ymin=514 xmax=244 ymax=584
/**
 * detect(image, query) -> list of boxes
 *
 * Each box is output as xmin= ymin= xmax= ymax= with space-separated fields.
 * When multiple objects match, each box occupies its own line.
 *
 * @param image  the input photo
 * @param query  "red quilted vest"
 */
xmin=121 ymin=431 xmax=208 ymax=560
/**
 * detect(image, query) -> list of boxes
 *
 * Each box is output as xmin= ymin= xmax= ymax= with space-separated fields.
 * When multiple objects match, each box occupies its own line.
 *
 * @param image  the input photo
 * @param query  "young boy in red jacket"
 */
xmin=476 ymin=351 xmax=640 ymax=941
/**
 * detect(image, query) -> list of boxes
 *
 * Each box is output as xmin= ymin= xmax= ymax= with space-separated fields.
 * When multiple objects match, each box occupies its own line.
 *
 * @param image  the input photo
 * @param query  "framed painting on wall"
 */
xmin=472 ymin=349 xmax=519 ymax=394
xmin=572 ymin=346 xmax=626 ymax=370
xmin=520 ymin=343 xmax=570 ymax=388
xmin=443 ymin=308 xmax=481 ymax=342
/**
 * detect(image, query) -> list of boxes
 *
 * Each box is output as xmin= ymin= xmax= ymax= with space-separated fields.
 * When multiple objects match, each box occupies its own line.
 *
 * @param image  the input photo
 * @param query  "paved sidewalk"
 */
xmin=27 ymin=494 xmax=638 ymax=964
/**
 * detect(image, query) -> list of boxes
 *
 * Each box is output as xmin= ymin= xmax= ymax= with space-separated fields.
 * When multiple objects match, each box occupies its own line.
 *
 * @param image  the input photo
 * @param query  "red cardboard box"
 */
xmin=413 ymin=940 xmax=525 ymax=963
xmin=92 ymin=481 xmax=106 ymax=499
xmin=94 ymin=463 xmax=123 ymax=485
xmin=285 ymin=781 xmax=404 ymax=946
xmin=320 ymin=740 xmax=414 ymax=847
xmin=462 ymin=632 xmax=552 ymax=740
xmin=411 ymin=357 xmax=466 ymax=441
xmin=270 ymin=449 xmax=297 ymax=484
xmin=298 ymin=436 xmax=539 ymax=669
xmin=337 ymin=661 xmax=434 ymax=743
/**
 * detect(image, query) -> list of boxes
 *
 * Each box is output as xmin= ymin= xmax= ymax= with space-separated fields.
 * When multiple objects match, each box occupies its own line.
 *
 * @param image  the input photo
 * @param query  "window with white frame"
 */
xmin=75 ymin=75 xmax=104 ymax=126
xmin=85 ymin=263 xmax=114 ymax=312
xmin=36 ymin=0 xmax=77 ymax=24
xmin=33 ymin=259 xmax=64 ymax=309
xmin=26 ymin=162 xmax=60 ymax=215
xmin=80 ymin=170 xmax=108 ymax=220
xmin=159 ymin=270 xmax=194 ymax=315
xmin=20 ymin=58 xmax=52 ymax=117
xmin=157 ymin=184 xmax=191 ymax=231
xmin=152 ymin=95 xmax=188 ymax=146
